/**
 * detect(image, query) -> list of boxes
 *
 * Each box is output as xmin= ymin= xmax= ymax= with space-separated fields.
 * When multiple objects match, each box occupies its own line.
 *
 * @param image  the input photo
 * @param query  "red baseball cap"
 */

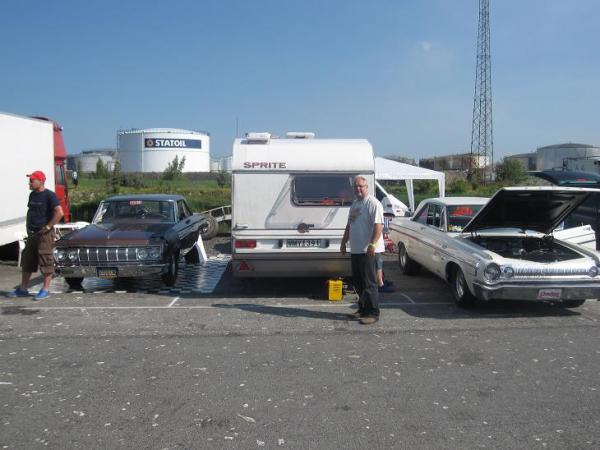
xmin=27 ymin=170 xmax=46 ymax=182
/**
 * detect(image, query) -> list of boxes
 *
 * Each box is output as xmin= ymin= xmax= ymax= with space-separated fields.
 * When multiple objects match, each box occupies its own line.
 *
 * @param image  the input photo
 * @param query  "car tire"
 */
xmin=64 ymin=277 xmax=84 ymax=288
xmin=451 ymin=266 xmax=477 ymax=308
xmin=200 ymin=215 xmax=218 ymax=240
xmin=398 ymin=243 xmax=420 ymax=275
xmin=561 ymin=299 xmax=586 ymax=308
xmin=161 ymin=251 xmax=179 ymax=287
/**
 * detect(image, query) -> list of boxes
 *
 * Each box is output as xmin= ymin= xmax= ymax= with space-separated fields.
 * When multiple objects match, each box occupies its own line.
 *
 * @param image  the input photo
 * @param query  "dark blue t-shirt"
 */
xmin=27 ymin=189 xmax=60 ymax=233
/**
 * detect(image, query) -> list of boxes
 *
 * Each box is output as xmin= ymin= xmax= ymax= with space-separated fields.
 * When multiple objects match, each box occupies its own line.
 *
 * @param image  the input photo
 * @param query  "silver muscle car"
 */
xmin=388 ymin=187 xmax=600 ymax=308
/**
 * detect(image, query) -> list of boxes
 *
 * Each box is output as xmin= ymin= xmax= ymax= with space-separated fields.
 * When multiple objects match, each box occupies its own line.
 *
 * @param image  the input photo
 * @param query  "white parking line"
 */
xmin=399 ymin=293 xmax=416 ymax=304
xmin=168 ymin=297 xmax=180 ymax=308
xmin=6 ymin=302 xmax=452 ymax=311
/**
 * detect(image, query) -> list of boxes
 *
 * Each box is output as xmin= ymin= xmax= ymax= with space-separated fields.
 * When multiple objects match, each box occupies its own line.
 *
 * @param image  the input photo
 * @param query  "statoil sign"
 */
xmin=144 ymin=138 xmax=202 ymax=149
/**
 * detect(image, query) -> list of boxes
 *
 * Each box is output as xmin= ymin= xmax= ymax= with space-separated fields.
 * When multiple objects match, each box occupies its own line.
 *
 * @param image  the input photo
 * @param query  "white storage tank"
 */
xmin=118 ymin=128 xmax=210 ymax=172
xmin=210 ymin=158 xmax=222 ymax=172
xmin=537 ymin=143 xmax=600 ymax=171
xmin=77 ymin=152 xmax=113 ymax=173
xmin=222 ymin=155 xmax=233 ymax=173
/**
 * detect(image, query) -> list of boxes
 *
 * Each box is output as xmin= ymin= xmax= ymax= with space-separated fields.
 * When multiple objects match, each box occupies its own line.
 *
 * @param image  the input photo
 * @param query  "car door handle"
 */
xmin=235 ymin=223 xmax=249 ymax=230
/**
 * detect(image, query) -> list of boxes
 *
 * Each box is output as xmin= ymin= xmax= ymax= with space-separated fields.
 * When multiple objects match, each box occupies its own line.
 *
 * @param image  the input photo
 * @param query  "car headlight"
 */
xmin=483 ymin=263 xmax=501 ymax=283
xmin=502 ymin=266 xmax=514 ymax=279
xmin=589 ymin=266 xmax=598 ymax=278
xmin=149 ymin=247 xmax=161 ymax=259
xmin=55 ymin=249 xmax=67 ymax=261
xmin=67 ymin=249 xmax=78 ymax=262
xmin=137 ymin=248 xmax=148 ymax=260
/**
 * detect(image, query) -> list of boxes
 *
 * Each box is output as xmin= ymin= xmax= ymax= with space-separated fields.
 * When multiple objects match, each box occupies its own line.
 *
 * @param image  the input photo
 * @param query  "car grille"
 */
xmin=512 ymin=266 xmax=591 ymax=277
xmin=74 ymin=247 xmax=139 ymax=263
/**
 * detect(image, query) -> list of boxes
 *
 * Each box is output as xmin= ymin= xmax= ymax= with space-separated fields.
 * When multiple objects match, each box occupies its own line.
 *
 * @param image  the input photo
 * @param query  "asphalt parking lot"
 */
xmin=1 ymin=251 xmax=600 ymax=449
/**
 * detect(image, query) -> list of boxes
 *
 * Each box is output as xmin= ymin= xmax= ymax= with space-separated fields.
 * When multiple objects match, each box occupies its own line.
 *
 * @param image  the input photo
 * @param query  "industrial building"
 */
xmin=419 ymin=153 xmax=490 ymax=172
xmin=210 ymin=156 xmax=233 ymax=173
xmin=118 ymin=128 xmax=210 ymax=173
xmin=507 ymin=152 xmax=537 ymax=171
xmin=69 ymin=149 xmax=118 ymax=173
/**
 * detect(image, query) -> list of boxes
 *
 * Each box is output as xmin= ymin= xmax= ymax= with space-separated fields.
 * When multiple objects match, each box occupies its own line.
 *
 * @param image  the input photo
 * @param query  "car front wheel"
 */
xmin=451 ymin=266 xmax=477 ymax=308
xmin=161 ymin=251 xmax=179 ymax=287
xmin=398 ymin=243 xmax=420 ymax=275
xmin=64 ymin=277 xmax=84 ymax=288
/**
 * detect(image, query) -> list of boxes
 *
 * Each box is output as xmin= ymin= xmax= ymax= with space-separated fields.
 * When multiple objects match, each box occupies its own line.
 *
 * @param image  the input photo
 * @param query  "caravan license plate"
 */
xmin=537 ymin=288 xmax=562 ymax=300
xmin=286 ymin=239 xmax=322 ymax=248
xmin=97 ymin=267 xmax=118 ymax=279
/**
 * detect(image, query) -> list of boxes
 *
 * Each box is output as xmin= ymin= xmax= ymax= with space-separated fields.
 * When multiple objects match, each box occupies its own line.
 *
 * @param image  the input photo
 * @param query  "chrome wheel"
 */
xmin=451 ymin=266 xmax=477 ymax=308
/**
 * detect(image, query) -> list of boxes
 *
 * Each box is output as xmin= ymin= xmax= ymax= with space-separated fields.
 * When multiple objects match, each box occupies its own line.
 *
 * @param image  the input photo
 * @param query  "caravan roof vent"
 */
xmin=286 ymin=131 xmax=315 ymax=139
xmin=245 ymin=132 xmax=271 ymax=144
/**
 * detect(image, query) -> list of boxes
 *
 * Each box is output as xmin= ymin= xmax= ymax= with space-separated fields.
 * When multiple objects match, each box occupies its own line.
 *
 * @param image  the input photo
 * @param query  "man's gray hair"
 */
xmin=353 ymin=175 xmax=368 ymax=186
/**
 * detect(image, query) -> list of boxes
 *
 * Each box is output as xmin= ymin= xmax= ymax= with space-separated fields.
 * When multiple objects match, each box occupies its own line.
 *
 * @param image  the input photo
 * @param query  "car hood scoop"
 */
xmin=462 ymin=187 xmax=594 ymax=234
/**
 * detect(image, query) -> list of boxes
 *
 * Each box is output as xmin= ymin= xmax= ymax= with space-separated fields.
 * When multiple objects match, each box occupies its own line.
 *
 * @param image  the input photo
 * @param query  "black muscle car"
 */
xmin=54 ymin=194 xmax=207 ymax=287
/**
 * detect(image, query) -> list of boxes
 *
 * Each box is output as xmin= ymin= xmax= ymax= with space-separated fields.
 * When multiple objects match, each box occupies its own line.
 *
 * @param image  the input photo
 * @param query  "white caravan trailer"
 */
xmin=231 ymin=132 xmax=375 ymax=277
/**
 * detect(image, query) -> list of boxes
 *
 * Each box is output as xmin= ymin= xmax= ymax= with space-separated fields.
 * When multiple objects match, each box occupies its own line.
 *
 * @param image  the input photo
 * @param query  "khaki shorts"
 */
xmin=21 ymin=230 xmax=55 ymax=275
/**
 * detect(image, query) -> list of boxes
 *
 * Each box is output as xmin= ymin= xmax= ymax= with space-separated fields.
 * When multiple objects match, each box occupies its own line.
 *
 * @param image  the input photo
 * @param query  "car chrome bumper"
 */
xmin=472 ymin=281 xmax=600 ymax=301
xmin=56 ymin=264 xmax=165 ymax=278
xmin=232 ymin=252 xmax=351 ymax=278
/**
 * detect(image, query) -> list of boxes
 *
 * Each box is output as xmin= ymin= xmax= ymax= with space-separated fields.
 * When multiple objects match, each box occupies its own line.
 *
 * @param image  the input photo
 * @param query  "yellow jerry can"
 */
xmin=327 ymin=279 xmax=343 ymax=301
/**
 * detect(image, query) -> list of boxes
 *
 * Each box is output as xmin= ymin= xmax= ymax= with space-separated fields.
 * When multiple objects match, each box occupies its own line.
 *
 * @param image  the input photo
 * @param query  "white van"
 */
xmin=231 ymin=132 xmax=375 ymax=277
xmin=374 ymin=181 xmax=409 ymax=217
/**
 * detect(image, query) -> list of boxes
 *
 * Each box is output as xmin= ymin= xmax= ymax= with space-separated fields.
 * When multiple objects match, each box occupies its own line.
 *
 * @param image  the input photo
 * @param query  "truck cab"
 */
xmin=32 ymin=117 xmax=71 ymax=222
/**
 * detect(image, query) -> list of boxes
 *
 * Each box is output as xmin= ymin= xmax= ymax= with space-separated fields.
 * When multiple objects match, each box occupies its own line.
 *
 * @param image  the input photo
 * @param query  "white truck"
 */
xmin=0 ymin=113 xmax=57 ymax=250
xmin=231 ymin=132 xmax=375 ymax=277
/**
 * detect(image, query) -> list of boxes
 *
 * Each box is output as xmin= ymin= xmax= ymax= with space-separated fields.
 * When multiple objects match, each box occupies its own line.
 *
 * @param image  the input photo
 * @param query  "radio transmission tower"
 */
xmin=470 ymin=0 xmax=493 ymax=183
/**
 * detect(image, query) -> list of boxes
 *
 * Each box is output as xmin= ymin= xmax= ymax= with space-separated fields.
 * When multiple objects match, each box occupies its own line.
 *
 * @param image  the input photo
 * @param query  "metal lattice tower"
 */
xmin=470 ymin=0 xmax=493 ymax=182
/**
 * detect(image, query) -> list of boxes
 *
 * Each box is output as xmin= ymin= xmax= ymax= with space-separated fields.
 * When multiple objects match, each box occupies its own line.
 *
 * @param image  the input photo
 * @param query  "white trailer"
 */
xmin=0 ymin=113 xmax=55 ymax=248
xmin=231 ymin=132 xmax=375 ymax=277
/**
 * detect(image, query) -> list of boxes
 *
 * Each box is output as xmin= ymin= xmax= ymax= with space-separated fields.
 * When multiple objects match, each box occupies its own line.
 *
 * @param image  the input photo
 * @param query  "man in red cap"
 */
xmin=8 ymin=170 xmax=63 ymax=300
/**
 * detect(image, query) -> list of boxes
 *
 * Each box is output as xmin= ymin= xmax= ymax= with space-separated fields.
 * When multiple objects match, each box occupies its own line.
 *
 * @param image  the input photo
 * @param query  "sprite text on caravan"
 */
xmin=243 ymin=162 xmax=287 ymax=169
xmin=144 ymin=139 xmax=202 ymax=149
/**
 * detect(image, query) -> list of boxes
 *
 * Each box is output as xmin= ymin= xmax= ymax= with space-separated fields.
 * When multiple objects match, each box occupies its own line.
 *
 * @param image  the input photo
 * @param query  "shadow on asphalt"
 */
xmin=1 ymin=306 xmax=40 ymax=316
xmin=212 ymin=303 xmax=353 ymax=321
xmin=381 ymin=300 xmax=583 ymax=319
xmin=211 ymin=265 xmax=345 ymax=300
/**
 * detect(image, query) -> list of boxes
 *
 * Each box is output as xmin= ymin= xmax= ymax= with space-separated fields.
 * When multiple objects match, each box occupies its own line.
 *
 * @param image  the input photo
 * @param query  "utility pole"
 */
xmin=470 ymin=0 xmax=494 ymax=183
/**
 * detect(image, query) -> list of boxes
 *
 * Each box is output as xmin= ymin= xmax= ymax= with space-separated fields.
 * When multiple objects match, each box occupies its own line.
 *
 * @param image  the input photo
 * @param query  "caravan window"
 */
xmin=292 ymin=175 xmax=354 ymax=206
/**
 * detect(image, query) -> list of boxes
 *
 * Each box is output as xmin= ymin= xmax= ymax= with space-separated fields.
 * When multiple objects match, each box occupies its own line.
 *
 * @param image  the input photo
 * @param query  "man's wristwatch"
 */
xmin=368 ymin=243 xmax=375 ymax=248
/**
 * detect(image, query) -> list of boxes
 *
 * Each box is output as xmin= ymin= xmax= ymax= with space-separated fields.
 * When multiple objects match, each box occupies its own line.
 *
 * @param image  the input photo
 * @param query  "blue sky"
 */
xmin=1 ymin=0 xmax=599 ymax=160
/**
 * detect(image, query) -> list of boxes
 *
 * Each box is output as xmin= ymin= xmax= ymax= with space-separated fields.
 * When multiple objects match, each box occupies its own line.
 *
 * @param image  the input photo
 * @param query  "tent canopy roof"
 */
xmin=374 ymin=157 xmax=445 ymax=213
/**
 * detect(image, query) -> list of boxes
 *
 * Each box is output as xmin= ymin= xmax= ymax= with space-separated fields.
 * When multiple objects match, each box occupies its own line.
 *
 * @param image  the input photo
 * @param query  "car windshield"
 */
xmin=447 ymin=204 xmax=483 ymax=232
xmin=93 ymin=200 xmax=175 ymax=224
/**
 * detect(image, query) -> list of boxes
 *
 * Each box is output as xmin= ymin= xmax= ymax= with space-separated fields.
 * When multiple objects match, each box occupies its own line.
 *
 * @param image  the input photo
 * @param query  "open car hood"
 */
xmin=462 ymin=187 xmax=596 ymax=234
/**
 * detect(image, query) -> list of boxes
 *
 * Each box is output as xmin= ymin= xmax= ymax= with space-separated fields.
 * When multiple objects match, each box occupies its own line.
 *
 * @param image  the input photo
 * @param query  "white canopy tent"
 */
xmin=375 ymin=157 xmax=446 ymax=213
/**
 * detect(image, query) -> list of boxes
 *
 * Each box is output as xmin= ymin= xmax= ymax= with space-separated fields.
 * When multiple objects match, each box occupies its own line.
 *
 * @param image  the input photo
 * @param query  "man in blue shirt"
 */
xmin=8 ymin=171 xmax=63 ymax=300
